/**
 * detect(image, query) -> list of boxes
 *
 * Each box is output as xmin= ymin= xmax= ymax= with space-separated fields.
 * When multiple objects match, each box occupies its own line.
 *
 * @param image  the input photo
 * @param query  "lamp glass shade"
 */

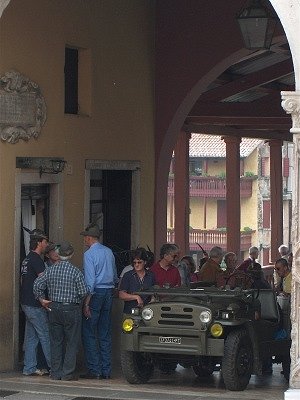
xmin=237 ymin=1 xmax=277 ymax=49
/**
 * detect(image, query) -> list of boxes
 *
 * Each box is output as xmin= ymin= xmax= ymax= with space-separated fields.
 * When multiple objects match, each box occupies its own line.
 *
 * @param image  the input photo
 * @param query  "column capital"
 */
xmin=221 ymin=135 xmax=241 ymax=144
xmin=266 ymin=139 xmax=283 ymax=147
xmin=281 ymin=91 xmax=300 ymax=133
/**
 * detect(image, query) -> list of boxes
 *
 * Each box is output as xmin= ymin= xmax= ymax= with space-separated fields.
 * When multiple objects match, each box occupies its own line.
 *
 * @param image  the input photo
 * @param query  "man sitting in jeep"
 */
xmin=197 ymin=246 xmax=224 ymax=285
xmin=150 ymin=243 xmax=181 ymax=288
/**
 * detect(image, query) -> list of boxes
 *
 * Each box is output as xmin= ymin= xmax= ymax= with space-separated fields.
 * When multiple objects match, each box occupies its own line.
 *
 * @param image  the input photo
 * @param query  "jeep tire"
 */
xmin=222 ymin=329 xmax=253 ymax=391
xmin=121 ymin=350 xmax=154 ymax=384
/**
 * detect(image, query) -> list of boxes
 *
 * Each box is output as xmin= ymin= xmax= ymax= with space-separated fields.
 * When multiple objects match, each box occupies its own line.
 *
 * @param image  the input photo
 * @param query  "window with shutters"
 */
xmin=283 ymin=157 xmax=289 ymax=177
xmin=217 ymin=200 xmax=226 ymax=228
xmin=261 ymin=157 xmax=270 ymax=177
xmin=263 ymin=200 xmax=271 ymax=229
xmin=263 ymin=248 xmax=270 ymax=266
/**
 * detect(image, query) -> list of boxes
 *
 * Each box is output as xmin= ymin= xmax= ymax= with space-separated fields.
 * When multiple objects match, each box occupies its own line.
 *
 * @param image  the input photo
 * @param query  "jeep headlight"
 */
xmin=142 ymin=307 xmax=154 ymax=321
xmin=199 ymin=310 xmax=212 ymax=323
xmin=210 ymin=323 xmax=223 ymax=337
xmin=122 ymin=318 xmax=134 ymax=332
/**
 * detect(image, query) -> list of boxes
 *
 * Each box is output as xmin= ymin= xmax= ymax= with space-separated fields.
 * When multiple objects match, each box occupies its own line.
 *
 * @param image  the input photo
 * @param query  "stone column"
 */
xmin=268 ymin=139 xmax=283 ymax=263
xmin=222 ymin=135 xmax=241 ymax=258
xmin=281 ymin=91 xmax=300 ymax=393
xmin=174 ymin=131 xmax=190 ymax=255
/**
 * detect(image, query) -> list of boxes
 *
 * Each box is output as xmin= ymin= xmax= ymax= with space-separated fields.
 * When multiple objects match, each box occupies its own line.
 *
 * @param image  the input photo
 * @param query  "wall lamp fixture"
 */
xmin=16 ymin=157 xmax=66 ymax=177
xmin=236 ymin=0 xmax=278 ymax=50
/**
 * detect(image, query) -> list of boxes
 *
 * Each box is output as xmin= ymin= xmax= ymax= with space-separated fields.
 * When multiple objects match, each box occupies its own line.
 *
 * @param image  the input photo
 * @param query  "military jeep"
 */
xmin=120 ymin=287 xmax=291 ymax=391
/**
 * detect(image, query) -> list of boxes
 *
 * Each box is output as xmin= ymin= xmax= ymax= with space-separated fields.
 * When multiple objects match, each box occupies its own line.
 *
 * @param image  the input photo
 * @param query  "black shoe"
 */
xmin=61 ymin=375 xmax=78 ymax=381
xmin=100 ymin=375 xmax=111 ymax=379
xmin=79 ymin=372 xmax=100 ymax=380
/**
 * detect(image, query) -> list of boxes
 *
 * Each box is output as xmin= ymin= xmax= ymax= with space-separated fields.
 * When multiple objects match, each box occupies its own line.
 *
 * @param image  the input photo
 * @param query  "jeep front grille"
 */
xmin=157 ymin=305 xmax=195 ymax=327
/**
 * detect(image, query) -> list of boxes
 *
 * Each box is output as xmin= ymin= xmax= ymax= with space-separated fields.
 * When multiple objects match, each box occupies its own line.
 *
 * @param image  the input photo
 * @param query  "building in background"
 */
xmin=167 ymin=134 xmax=293 ymax=265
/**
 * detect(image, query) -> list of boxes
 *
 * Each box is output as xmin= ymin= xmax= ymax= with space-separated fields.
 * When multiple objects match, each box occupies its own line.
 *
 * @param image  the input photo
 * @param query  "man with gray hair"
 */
xmin=34 ymin=241 xmax=88 ymax=381
xmin=151 ymin=243 xmax=181 ymax=288
xmin=236 ymin=246 xmax=259 ymax=272
xmin=278 ymin=244 xmax=289 ymax=259
xmin=197 ymin=246 xmax=224 ymax=285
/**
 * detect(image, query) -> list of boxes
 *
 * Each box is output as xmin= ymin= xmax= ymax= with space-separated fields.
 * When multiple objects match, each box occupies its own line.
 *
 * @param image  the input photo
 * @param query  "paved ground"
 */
xmin=0 ymin=364 xmax=289 ymax=400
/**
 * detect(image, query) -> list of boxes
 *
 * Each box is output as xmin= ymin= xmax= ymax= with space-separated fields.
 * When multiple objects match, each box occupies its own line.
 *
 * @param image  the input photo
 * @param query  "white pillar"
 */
xmin=270 ymin=1 xmax=300 ymax=90
xmin=281 ymin=91 xmax=300 ymax=399
xmin=0 ymin=0 xmax=11 ymax=19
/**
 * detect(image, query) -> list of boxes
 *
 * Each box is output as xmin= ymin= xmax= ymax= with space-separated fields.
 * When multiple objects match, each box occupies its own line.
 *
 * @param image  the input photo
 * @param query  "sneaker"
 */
xmin=23 ymin=369 xmax=46 ymax=376
xmin=40 ymin=369 xmax=50 ymax=376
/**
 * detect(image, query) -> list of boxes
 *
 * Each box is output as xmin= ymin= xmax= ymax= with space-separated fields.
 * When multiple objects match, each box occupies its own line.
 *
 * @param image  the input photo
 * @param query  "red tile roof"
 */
xmin=189 ymin=134 xmax=262 ymax=158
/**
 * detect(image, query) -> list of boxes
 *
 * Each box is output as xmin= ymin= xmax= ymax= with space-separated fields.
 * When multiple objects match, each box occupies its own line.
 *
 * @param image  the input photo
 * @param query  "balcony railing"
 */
xmin=168 ymin=176 xmax=254 ymax=198
xmin=167 ymin=229 xmax=254 ymax=252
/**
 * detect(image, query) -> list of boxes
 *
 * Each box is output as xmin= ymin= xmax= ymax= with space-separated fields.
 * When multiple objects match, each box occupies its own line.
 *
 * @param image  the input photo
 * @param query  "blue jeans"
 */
xmin=82 ymin=288 xmax=113 ymax=376
xmin=21 ymin=305 xmax=51 ymax=375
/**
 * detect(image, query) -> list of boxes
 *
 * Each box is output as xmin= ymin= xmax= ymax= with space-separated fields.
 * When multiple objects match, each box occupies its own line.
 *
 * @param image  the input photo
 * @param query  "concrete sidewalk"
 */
xmin=0 ymin=365 xmax=289 ymax=400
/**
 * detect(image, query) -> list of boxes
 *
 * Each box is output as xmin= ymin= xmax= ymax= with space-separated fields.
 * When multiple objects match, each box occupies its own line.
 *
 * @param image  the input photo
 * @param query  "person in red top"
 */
xmin=236 ymin=246 xmax=259 ymax=272
xmin=151 ymin=243 xmax=181 ymax=288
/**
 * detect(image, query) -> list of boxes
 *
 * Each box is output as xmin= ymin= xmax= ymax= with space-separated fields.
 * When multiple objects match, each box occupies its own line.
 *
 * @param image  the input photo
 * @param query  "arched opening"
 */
xmin=154 ymin=2 xmax=299 ymax=396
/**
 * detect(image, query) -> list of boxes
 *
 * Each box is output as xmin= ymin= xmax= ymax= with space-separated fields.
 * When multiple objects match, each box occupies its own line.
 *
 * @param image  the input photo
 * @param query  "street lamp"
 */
xmin=236 ymin=0 xmax=277 ymax=50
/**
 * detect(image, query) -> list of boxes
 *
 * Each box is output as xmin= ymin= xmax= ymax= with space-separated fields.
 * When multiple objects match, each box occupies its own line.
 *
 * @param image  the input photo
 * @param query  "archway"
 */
xmin=154 ymin=2 xmax=300 ymax=397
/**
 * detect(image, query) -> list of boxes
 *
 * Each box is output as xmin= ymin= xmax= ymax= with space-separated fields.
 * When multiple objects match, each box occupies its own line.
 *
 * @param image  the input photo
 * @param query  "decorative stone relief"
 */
xmin=281 ymin=91 xmax=300 ymax=134
xmin=0 ymin=70 xmax=46 ymax=144
xmin=281 ymin=91 xmax=300 ymax=388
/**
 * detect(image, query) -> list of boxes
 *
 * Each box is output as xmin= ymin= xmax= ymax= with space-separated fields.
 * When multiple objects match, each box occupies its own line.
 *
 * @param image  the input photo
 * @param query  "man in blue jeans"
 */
xmin=80 ymin=224 xmax=118 ymax=380
xmin=20 ymin=230 xmax=51 ymax=376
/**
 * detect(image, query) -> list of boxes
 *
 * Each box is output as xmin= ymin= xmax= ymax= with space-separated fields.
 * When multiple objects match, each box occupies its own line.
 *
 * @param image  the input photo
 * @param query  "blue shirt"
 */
xmin=83 ymin=242 xmax=117 ymax=293
xmin=119 ymin=269 xmax=155 ymax=313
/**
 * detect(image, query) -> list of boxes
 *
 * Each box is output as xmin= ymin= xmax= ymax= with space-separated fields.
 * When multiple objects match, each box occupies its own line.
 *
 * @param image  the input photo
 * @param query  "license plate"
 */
xmin=159 ymin=336 xmax=181 ymax=344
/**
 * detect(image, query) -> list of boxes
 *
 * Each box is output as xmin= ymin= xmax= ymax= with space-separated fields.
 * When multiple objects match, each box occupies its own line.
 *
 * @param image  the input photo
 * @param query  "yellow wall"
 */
xmin=207 ymin=159 xmax=225 ymax=176
xmin=190 ymin=197 xmax=217 ymax=229
xmin=0 ymin=0 xmax=155 ymax=370
xmin=241 ymin=150 xmax=258 ymax=244
xmin=188 ymin=150 xmax=259 ymax=235
xmin=243 ymin=149 xmax=258 ymax=175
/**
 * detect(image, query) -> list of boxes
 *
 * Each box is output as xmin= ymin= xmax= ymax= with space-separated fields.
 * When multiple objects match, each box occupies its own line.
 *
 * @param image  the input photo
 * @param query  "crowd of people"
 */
xmin=20 ymin=229 xmax=292 ymax=381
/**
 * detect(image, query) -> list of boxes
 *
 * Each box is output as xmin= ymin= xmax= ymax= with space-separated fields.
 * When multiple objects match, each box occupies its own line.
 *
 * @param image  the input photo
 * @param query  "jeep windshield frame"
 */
xmin=135 ymin=287 xmax=258 ymax=304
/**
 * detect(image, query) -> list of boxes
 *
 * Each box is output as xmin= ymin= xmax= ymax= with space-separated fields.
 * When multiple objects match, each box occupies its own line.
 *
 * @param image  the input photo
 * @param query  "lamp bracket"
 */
xmin=16 ymin=157 xmax=66 ymax=177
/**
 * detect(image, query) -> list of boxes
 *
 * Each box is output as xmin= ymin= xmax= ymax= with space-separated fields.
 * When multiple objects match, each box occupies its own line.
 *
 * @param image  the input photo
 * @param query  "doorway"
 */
xmin=85 ymin=160 xmax=140 ymax=275
xmin=14 ymin=171 xmax=63 ymax=368
xmin=18 ymin=184 xmax=50 ymax=364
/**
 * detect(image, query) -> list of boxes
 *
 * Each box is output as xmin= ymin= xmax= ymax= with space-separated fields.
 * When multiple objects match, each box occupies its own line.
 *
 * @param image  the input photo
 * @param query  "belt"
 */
xmin=94 ymin=287 xmax=114 ymax=293
xmin=51 ymin=301 xmax=79 ymax=305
